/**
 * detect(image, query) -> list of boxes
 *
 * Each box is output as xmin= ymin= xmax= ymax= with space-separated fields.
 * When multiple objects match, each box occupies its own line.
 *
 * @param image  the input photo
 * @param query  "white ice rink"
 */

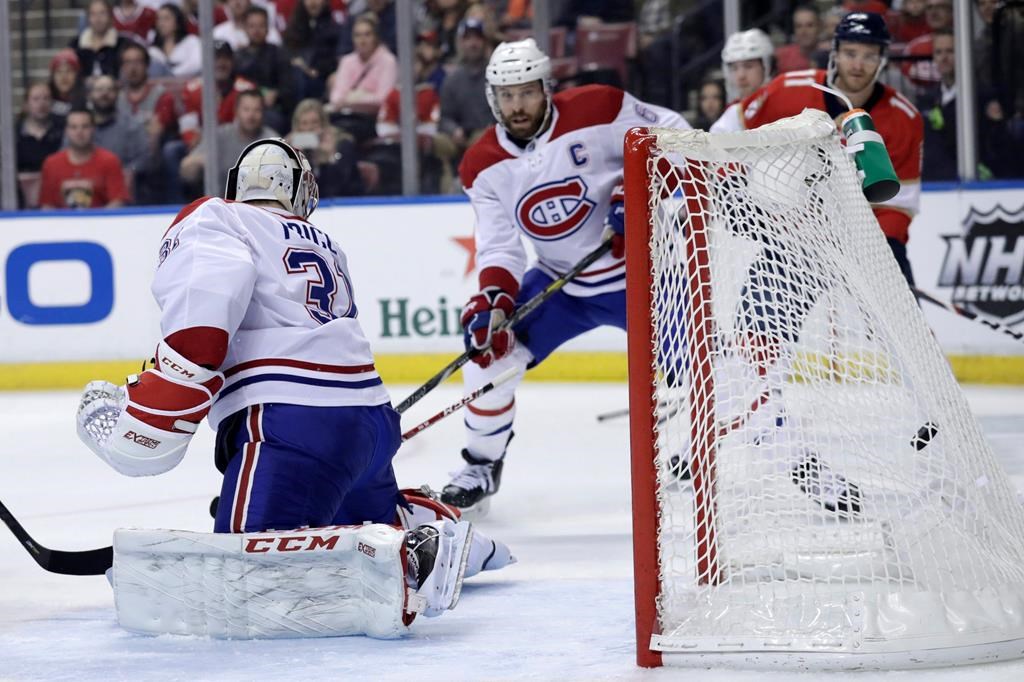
xmin=2 ymin=383 xmax=1024 ymax=681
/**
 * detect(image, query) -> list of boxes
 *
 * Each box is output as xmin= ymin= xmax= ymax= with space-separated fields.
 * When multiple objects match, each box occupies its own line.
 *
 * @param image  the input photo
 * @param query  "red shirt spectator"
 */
xmin=376 ymin=84 xmax=440 ymax=140
xmin=776 ymin=5 xmax=821 ymax=74
xmin=40 ymin=110 xmax=130 ymax=209
xmin=842 ymin=0 xmax=890 ymax=14
xmin=153 ymin=41 xmax=256 ymax=148
xmin=113 ymin=0 xmax=156 ymax=42
xmin=886 ymin=0 xmax=930 ymax=44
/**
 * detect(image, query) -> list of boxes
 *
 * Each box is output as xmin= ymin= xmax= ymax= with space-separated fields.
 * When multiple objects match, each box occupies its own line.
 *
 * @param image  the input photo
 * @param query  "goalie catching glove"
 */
xmin=462 ymin=268 xmax=519 ymax=368
xmin=76 ymin=341 xmax=224 ymax=476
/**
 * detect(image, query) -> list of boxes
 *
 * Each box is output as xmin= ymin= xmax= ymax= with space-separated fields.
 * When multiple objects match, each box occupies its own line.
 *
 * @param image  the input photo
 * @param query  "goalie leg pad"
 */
xmin=113 ymin=524 xmax=415 ymax=639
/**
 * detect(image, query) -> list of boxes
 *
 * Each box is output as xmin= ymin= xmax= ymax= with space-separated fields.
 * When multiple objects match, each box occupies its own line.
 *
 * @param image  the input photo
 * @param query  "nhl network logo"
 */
xmin=938 ymin=204 xmax=1024 ymax=325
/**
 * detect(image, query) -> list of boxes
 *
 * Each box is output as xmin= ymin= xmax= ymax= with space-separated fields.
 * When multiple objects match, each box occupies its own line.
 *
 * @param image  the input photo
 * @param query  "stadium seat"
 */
xmin=574 ymin=21 xmax=636 ymax=88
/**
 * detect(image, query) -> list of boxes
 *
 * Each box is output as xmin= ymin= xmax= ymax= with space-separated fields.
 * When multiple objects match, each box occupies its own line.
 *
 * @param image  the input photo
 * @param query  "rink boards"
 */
xmin=0 ymin=184 xmax=1022 ymax=388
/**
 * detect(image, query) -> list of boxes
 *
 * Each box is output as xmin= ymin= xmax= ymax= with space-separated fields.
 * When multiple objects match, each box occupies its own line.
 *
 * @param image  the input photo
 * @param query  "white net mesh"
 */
xmin=636 ymin=110 xmax=1024 ymax=667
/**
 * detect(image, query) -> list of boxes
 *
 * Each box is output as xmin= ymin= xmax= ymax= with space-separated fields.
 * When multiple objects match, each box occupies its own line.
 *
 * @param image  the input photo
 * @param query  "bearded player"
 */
xmin=441 ymin=39 xmax=690 ymax=513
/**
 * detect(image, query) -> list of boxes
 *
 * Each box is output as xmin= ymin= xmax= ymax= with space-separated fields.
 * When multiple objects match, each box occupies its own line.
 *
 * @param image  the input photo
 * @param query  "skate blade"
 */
xmin=447 ymin=522 xmax=473 ymax=611
xmin=457 ymin=497 xmax=492 ymax=520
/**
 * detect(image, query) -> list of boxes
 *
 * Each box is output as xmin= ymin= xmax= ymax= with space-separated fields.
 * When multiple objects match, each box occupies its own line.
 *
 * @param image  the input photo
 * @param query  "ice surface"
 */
xmin=2 ymin=384 xmax=1023 ymax=681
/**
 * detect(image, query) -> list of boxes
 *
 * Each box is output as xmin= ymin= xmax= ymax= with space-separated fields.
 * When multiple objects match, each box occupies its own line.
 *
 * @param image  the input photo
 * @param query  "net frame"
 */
xmin=624 ymin=111 xmax=1024 ymax=670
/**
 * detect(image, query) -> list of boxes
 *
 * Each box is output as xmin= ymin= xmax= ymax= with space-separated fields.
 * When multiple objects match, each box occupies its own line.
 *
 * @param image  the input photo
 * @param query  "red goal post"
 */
xmin=623 ymin=112 xmax=1024 ymax=671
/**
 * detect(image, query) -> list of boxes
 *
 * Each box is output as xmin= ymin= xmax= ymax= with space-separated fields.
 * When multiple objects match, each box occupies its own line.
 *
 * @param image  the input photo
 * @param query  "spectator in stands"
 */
xmin=16 ymin=83 xmax=64 ymax=174
xmin=71 ymin=0 xmax=134 ymax=78
xmin=417 ymin=30 xmax=447 ymax=94
xmin=436 ymin=16 xmax=491 ymax=176
xmin=425 ymin=0 xmax=469 ymax=64
xmin=286 ymin=98 xmax=364 ymax=197
xmin=146 ymin=3 xmax=201 ymax=76
xmin=148 ymin=2 xmax=202 ymax=78
xmin=39 ymin=109 xmax=130 ymax=209
xmin=117 ymin=41 xmax=166 ymax=125
xmin=888 ymin=0 xmax=930 ymax=44
xmin=236 ymin=4 xmax=295 ymax=132
xmin=155 ymin=41 xmax=257 ymax=203
xmin=337 ymin=0 xmax=397 ymax=57
xmin=501 ymin=0 xmax=531 ymax=31
xmin=48 ymin=49 xmax=87 ymax=119
xmin=903 ymin=0 xmax=953 ymax=90
xmin=974 ymin=0 xmax=998 ymax=95
xmin=326 ymin=12 xmax=397 ymax=142
xmin=818 ymin=7 xmax=848 ymax=56
xmin=920 ymin=29 xmax=1019 ymax=181
xmin=374 ymin=64 xmax=444 ymax=194
xmin=842 ymin=0 xmax=889 ymax=15
xmin=214 ymin=0 xmax=283 ymax=49
xmin=274 ymin=0 xmax=346 ymax=35
xmin=179 ymin=89 xmax=278 ymax=199
xmin=776 ymin=4 xmax=822 ymax=73
xmin=113 ymin=0 xmax=156 ymax=43
xmin=693 ymin=78 xmax=726 ymax=131
xmin=284 ymin=0 xmax=343 ymax=100
xmin=88 ymin=75 xmax=149 ymax=174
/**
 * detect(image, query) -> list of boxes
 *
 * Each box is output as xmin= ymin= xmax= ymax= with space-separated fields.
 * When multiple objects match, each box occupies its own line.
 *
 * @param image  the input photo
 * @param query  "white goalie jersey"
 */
xmin=154 ymin=198 xmax=390 ymax=426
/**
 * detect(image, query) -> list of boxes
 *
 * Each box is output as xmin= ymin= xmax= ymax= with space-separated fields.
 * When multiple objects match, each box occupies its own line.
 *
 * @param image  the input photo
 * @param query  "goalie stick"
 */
xmin=394 ymin=237 xmax=615 ymax=414
xmin=913 ymin=286 xmax=1024 ymax=346
xmin=0 ymin=497 xmax=112 ymax=576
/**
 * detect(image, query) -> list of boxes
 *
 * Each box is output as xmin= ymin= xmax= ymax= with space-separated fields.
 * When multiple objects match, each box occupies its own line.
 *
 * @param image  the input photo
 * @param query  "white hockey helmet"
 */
xmin=721 ymin=29 xmax=774 ymax=95
xmin=485 ymin=38 xmax=553 ymax=140
xmin=225 ymin=138 xmax=319 ymax=219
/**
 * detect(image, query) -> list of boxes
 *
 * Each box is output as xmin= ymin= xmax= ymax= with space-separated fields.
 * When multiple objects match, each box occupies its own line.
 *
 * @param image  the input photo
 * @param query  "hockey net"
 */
xmin=624 ymin=110 xmax=1024 ymax=669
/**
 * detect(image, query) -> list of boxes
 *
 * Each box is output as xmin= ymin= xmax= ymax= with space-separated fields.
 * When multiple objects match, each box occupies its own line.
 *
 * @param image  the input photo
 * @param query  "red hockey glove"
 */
xmin=604 ymin=184 xmax=625 ymax=258
xmin=461 ymin=286 xmax=516 ymax=368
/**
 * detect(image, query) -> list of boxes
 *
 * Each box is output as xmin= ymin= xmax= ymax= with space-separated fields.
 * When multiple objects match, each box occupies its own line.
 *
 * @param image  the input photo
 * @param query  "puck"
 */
xmin=912 ymin=422 xmax=939 ymax=451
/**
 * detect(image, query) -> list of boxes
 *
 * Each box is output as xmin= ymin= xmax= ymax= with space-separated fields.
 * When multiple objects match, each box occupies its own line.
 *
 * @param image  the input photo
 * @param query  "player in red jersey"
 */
xmin=701 ymin=14 xmax=922 ymax=513
xmin=732 ymin=12 xmax=924 ymax=283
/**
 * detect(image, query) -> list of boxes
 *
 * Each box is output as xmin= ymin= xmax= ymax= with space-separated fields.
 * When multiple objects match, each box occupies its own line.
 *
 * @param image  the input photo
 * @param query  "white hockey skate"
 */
xmin=405 ymin=519 xmax=474 ymax=617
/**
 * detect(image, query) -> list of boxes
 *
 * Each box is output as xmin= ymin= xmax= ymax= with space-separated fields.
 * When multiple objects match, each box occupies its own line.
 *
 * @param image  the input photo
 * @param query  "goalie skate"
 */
xmin=406 ymin=519 xmax=473 ymax=617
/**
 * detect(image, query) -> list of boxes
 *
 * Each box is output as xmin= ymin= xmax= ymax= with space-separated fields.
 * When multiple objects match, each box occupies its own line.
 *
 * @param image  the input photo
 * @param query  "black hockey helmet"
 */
xmin=832 ymin=12 xmax=891 ymax=52
xmin=828 ymin=12 xmax=891 ymax=89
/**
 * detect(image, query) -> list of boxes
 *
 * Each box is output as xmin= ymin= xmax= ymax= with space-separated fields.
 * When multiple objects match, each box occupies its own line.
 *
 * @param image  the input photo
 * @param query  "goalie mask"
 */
xmin=225 ymin=138 xmax=319 ymax=219
xmin=827 ymin=12 xmax=891 ymax=90
xmin=485 ymin=38 xmax=553 ymax=141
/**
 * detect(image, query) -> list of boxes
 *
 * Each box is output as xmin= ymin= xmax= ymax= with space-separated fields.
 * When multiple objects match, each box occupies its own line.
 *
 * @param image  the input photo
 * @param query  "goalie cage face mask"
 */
xmin=226 ymin=137 xmax=320 ymax=220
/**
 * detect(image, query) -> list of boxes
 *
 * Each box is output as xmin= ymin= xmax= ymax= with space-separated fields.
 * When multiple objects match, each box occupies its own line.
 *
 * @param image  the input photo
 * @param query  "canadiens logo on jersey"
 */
xmin=515 ymin=176 xmax=596 ymax=241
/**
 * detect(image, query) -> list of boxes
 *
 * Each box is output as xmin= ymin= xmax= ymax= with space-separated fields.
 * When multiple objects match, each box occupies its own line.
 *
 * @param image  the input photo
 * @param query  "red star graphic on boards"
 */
xmin=452 ymin=234 xmax=476 ymax=277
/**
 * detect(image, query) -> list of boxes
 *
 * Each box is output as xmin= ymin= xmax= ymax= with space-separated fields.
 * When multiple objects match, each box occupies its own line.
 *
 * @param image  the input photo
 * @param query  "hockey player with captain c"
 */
xmin=75 ymin=137 xmax=512 ymax=638
xmin=441 ymin=38 xmax=690 ymax=513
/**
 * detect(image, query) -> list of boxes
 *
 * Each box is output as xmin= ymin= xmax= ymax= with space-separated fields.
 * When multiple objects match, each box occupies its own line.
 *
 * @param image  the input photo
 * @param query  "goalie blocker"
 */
xmin=112 ymin=488 xmax=514 ymax=639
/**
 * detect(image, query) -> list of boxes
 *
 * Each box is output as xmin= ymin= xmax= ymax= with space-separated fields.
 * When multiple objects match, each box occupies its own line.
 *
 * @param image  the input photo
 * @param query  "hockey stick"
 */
xmin=401 ymin=367 xmax=519 ymax=441
xmin=913 ymin=286 xmax=1024 ymax=345
xmin=0 ymin=497 xmax=113 ymax=576
xmin=394 ymin=237 xmax=615 ymax=414
xmin=596 ymin=406 xmax=631 ymax=422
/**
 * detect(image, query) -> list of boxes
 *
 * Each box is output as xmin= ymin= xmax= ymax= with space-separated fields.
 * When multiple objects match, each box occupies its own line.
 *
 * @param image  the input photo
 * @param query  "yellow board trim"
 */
xmin=0 ymin=352 xmax=1021 ymax=390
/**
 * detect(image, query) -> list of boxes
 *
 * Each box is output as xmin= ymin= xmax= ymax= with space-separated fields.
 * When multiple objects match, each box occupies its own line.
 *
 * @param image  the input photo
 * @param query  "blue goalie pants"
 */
xmin=213 ymin=402 xmax=403 ymax=533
